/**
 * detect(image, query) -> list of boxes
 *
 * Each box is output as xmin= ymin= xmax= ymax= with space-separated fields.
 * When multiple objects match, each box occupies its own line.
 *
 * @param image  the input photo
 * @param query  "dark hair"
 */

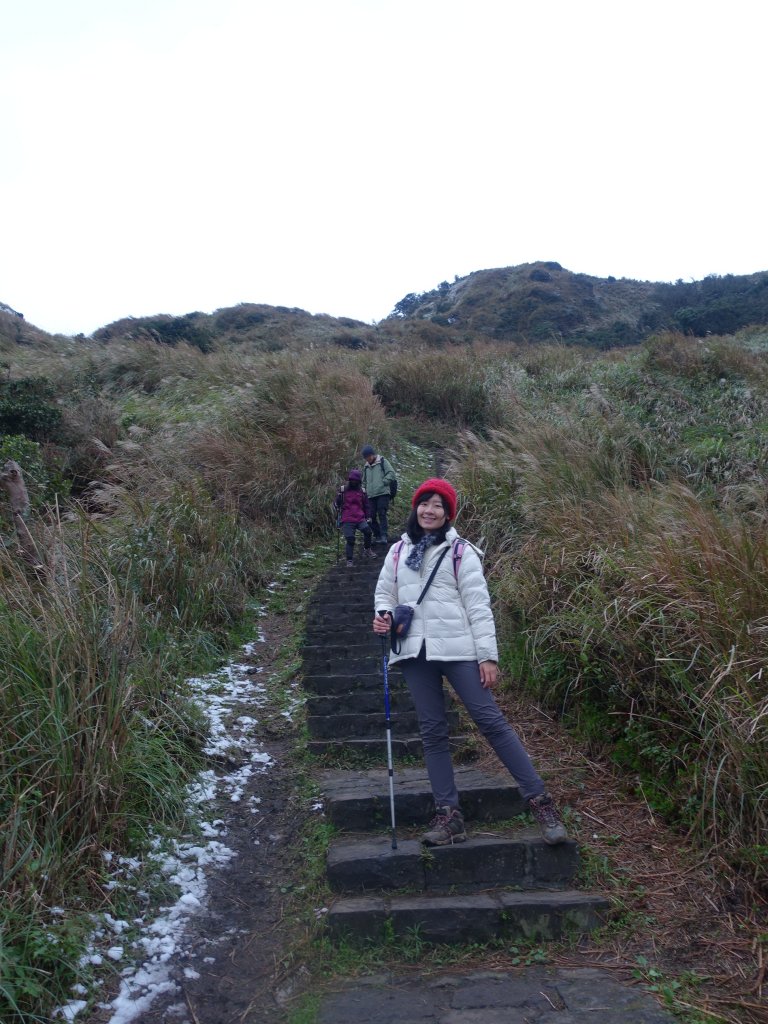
xmin=346 ymin=478 xmax=361 ymax=490
xmin=406 ymin=492 xmax=451 ymax=544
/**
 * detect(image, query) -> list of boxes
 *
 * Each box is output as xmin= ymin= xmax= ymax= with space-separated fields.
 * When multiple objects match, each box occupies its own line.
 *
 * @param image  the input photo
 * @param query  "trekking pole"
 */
xmin=377 ymin=615 xmax=397 ymax=850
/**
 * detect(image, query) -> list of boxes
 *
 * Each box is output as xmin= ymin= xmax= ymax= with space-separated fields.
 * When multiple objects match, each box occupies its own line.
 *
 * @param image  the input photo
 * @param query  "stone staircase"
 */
xmin=302 ymin=550 xmax=610 ymax=944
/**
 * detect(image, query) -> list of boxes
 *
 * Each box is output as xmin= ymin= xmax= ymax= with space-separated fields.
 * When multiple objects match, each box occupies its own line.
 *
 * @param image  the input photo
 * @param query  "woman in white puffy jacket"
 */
xmin=373 ymin=478 xmax=567 ymax=848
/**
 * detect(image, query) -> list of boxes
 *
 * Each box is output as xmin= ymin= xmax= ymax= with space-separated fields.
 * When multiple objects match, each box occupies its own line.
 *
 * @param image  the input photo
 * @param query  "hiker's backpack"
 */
xmin=392 ymin=537 xmax=467 ymax=584
xmin=382 ymin=457 xmax=398 ymax=500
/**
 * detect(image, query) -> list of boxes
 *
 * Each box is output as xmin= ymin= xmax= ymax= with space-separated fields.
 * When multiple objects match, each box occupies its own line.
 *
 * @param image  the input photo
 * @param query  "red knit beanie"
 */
xmin=411 ymin=478 xmax=457 ymax=520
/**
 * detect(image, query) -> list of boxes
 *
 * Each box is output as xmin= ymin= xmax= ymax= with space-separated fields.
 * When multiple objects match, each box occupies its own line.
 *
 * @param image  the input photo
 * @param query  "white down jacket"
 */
xmin=374 ymin=527 xmax=499 ymax=666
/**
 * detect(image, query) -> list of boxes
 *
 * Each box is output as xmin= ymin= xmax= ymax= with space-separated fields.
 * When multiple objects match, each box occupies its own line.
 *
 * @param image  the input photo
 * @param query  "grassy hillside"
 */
xmin=6 ymin=262 xmax=768 ymax=358
xmin=0 ymin=308 xmax=63 ymax=350
xmin=0 ymin=320 xmax=766 ymax=1021
xmin=390 ymin=262 xmax=768 ymax=347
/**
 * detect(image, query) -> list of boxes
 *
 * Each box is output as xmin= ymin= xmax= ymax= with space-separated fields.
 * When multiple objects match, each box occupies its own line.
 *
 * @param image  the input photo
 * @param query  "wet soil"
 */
xmin=86 ymin=605 xmax=312 ymax=1024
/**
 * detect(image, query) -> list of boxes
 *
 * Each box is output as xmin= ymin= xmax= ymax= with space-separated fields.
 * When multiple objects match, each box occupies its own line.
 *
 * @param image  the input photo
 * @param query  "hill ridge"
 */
xmin=4 ymin=261 xmax=768 ymax=351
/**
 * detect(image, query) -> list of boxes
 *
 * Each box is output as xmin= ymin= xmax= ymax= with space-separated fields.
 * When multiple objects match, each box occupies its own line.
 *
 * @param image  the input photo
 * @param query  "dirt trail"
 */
xmin=84 ymin=601 xmax=310 ymax=1024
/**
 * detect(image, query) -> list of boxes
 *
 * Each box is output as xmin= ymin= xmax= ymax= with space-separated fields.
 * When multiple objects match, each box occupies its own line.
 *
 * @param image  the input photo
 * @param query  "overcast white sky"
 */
xmin=1 ymin=0 xmax=766 ymax=336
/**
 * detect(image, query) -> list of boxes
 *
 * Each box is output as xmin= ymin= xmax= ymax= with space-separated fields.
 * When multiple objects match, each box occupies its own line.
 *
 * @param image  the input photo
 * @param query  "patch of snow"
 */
xmin=55 ymin=627 xmax=283 ymax=1024
xmin=163 ymin=1003 xmax=189 ymax=1019
xmin=243 ymin=638 xmax=266 ymax=653
xmin=54 ymin=999 xmax=88 ymax=1021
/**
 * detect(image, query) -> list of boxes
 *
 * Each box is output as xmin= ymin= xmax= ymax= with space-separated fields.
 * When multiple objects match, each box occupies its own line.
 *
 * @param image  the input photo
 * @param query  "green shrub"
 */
xmin=141 ymin=313 xmax=213 ymax=352
xmin=0 ymin=377 xmax=61 ymax=439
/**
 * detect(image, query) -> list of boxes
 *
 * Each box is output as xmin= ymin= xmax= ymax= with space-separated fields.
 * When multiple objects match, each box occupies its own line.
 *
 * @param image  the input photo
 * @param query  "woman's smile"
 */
xmin=417 ymin=497 xmax=447 ymax=530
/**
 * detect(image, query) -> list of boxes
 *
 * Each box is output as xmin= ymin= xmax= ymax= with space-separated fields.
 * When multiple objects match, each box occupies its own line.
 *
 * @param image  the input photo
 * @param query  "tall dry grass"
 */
xmin=454 ymin=421 xmax=767 ymax=876
xmin=181 ymin=352 xmax=387 ymax=536
xmin=371 ymin=347 xmax=507 ymax=430
xmin=0 ymin=345 xmax=390 ymax=1020
xmin=0 ymin=514 xmax=206 ymax=1019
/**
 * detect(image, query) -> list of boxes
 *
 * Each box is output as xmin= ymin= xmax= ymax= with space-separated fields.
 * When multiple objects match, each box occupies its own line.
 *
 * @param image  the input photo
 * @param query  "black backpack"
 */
xmin=383 ymin=458 xmax=398 ymax=500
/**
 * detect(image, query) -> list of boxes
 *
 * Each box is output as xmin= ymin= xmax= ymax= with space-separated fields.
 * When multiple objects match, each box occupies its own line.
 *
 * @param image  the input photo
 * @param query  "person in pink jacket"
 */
xmin=335 ymin=469 xmax=376 ymax=567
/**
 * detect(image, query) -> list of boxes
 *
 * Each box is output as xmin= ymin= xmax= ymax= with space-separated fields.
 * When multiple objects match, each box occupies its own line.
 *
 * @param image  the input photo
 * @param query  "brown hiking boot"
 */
xmin=529 ymin=792 xmax=567 ymax=845
xmin=421 ymin=805 xmax=467 ymax=846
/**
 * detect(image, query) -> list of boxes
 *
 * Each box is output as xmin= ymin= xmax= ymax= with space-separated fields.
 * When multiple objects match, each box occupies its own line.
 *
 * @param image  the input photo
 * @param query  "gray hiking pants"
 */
xmin=400 ymin=648 xmax=545 ymax=809
xmin=368 ymin=494 xmax=390 ymax=541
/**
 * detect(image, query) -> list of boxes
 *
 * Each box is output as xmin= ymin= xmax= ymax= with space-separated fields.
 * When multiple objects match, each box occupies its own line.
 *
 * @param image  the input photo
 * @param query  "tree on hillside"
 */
xmin=391 ymin=293 xmax=422 ymax=318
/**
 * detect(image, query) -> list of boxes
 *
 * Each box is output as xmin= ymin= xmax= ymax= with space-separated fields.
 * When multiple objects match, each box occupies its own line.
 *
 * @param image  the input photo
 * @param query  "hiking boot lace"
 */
xmin=529 ymin=792 xmax=567 ymax=844
xmin=422 ymin=805 xmax=466 ymax=845
xmin=532 ymin=797 xmax=558 ymax=827
xmin=429 ymin=810 xmax=450 ymax=830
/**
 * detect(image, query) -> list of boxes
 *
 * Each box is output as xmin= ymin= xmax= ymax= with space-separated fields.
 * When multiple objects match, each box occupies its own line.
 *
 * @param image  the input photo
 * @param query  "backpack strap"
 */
xmin=452 ymin=538 xmax=466 ymax=580
xmin=392 ymin=540 xmax=405 ymax=582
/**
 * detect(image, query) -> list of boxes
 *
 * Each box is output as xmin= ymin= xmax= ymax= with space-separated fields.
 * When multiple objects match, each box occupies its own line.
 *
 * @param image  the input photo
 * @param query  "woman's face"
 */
xmin=416 ymin=494 xmax=448 ymax=532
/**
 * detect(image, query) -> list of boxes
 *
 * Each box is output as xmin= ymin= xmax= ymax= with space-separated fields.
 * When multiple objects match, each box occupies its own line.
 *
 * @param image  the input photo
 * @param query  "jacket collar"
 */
xmin=398 ymin=525 xmax=458 ymax=548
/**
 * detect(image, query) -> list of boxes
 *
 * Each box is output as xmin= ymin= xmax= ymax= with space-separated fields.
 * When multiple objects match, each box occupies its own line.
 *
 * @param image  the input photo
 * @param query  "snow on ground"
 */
xmin=53 ymin=594 xmax=290 ymax=1024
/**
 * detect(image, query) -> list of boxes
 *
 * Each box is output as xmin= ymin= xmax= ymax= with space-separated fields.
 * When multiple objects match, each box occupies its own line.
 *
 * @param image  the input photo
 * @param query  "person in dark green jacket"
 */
xmin=361 ymin=444 xmax=397 ymax=545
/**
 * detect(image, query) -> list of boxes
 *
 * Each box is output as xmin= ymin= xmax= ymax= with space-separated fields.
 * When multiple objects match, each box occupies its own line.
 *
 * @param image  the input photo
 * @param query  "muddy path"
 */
xmin=82 ymin=580 xmax=316 ymax=1024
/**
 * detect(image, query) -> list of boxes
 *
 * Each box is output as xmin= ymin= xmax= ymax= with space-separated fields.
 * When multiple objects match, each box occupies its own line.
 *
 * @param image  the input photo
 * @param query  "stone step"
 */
xmin=307 ymin=708 xmax=459 ymax=740
xmin=303 ymin=647 xmax=382 ymax=675
xmin=306 ymin=592 xmax=374 ymax=607
xmin=304 ymin=619 xmax=375 ymax=638
xmin=303 ymin=602 xmax=372 ymax=618
xmin=305 ymin=689 xmax=415 ymax=716
xmin=303 ymin=642 xmax=379 ymax=660
xmin=325 ymin=890 xmax=610 ymax=944
xmin=301 ymin=670 xmax=406 ymax=695
xmin=304 ymin=619 xmax=373 ymax=636
xmin=307 ymin=735 xmax=470 ymax=758
xmin=307 ymin=589 xmax=375 ymax=605
xmin=320 ymin=767 xmax=528 ymax=828
xmin=309 ymin=577 xmax=379 ymax=596
xmin=327 ymin=834 xmax=580 ymax=893
xmin=303 ymin=656 xmax=383 ymax=676
xmin=307 ymin=589 xmax=374 ymax=602
xmin=325 ymin=557 xmax=385 ymax=571
xmin=305 ymin=604 xmax=375 ymax=621
xmin=310 ymin=570 xmax=377 ymax=585
xmin=307 ymin=585 xmax=377 ymax=600
xmin=304 ymin=621 xmax=373 ymax=638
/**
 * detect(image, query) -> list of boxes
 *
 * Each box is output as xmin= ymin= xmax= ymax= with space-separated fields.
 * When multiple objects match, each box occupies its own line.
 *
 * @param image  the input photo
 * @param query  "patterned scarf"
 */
xmin=404 ymin=533 xmax=439 ymax=572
